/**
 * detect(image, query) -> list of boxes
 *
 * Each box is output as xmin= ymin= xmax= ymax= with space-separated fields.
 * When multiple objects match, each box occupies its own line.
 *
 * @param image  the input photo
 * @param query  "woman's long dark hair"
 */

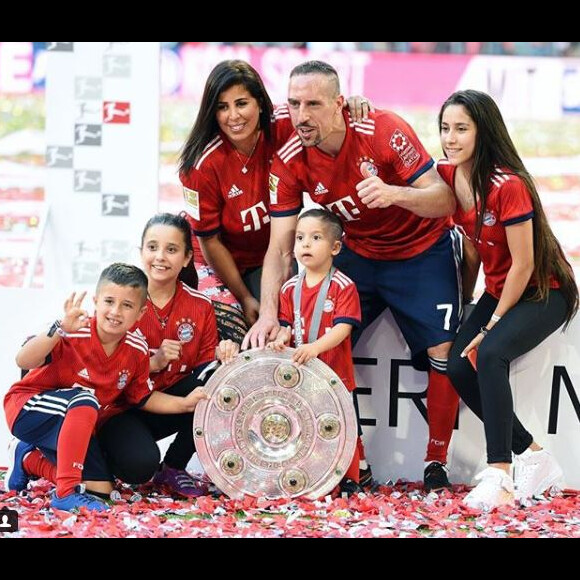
xmin=179 ymin=60 xmax=274 ymax=174
xmin=141 ymin=213 xmax=198 ymax=289
xmin=439 ymin=89 xmax=578 ymax=325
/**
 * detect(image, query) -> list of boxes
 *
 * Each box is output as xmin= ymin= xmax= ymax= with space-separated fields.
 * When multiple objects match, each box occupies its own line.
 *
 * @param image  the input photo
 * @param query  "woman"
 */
xmin=179 ymin=59 xmax=371 ymax=343
xmin=98 ymin=213 xmax=237 ymax=498
xmin=438 ymin=90 xmax=578 ymax=510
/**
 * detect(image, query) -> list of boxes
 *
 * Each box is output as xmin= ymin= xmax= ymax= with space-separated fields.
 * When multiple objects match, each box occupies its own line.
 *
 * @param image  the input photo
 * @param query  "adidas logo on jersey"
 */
xmin=314 ymin=182 xmax=328 ymax=195
xmin=78 ymin=368 xmax=90 ymax=379
xmin=228 ymin=184 xmax=244 ymax=199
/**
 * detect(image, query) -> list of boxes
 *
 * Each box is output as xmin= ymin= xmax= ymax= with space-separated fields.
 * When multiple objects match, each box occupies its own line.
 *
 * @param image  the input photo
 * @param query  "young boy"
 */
xmin=269 ymin=208 xmax=366 ymax=493
xmin=4 ymin=263 xmax=207 ymax=512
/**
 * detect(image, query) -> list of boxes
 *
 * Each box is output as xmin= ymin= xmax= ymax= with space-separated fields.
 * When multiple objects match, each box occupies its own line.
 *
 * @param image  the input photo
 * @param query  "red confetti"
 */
xmin=1 ymin=473 xmax=579 ymax=538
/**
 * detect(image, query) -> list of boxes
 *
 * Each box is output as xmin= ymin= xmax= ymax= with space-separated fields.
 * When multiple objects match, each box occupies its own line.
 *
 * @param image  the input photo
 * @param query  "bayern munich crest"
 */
xmin=177 ymin=320 xmax=195 ymax=342
xmin=117 ymin=370 xmax=129 ymax=390
xmin=483 ymin=211 xmax=497 ymax=227
xmin=358 ymin=156 xmax=378 ymax=177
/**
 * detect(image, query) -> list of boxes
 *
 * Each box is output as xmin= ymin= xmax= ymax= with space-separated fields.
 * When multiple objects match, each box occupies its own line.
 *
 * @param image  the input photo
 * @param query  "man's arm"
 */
xmin=356 ymin=166 xmax=456 ymax=217
xmin=241 ymin=214 xmax=298 ymax=350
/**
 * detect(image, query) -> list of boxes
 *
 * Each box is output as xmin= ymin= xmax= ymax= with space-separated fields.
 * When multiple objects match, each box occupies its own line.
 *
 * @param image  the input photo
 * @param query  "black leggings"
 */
xmin=447 ymin=289 xmax=568 ymax=464
xmin=98 ymin=376 xmax=199 ymax=484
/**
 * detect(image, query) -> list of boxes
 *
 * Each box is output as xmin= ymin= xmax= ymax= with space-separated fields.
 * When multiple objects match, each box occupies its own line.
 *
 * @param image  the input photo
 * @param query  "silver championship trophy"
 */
xmin=193 ymin=348 xmax=357 ymax=499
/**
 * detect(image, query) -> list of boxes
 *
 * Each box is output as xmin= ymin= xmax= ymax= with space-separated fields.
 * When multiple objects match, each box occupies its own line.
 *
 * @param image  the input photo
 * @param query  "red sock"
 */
xmin=425 ymin=370 xmax=459 ymax=463
xmin=23 ymin=449 xmax=57 ymax=483
xmin=345 ymin=437 xmax=362 ymax=483
xmin=56 ymin=405 xmax=98 ymax=498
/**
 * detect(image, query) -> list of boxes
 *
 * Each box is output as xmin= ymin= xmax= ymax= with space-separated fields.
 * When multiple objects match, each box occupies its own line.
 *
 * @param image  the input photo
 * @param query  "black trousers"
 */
xmin=447 ymin=289 xmax=568 ymax=464
xmin=98 ymin=375 xmax=198 ymax=484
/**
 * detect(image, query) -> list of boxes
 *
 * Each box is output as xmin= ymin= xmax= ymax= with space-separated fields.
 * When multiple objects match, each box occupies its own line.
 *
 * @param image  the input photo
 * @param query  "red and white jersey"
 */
xmin=4 ymin=317 xmax=150 ymax=430
xmin=270 ymin=110 xmax=452 ymax=260
xmin=438 ymin=160 xmax=559 ymax=298
xmin=139 ymin=281 xmax=218 ymax=392
xmin=181 ymin=106 xmax=294 ymax=271
xmin=279 ymin=269 xmax=361 ymax=392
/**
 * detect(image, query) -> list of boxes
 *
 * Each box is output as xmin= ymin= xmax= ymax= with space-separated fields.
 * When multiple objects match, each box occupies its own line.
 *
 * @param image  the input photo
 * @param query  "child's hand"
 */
xmin=267 ymin=326 xmax=291 ymax=352
xmin=292 ymin=343 xmax=319 ymax=365
xmin=61 ymin=291 xmax=89 ymax=333
xmin=151 ymin=339 xmax=183 ymax=370
xmin=182 ymin=387 xmax=209 ymax=412
xmin=216 ymin=339 xmax=239 ymax=365
xmin=267 ymin=338 xmax=287 ymax=352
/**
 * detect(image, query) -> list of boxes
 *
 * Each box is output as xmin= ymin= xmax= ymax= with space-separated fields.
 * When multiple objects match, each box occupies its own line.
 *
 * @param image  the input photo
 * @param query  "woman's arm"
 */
xmin=461 ymin=220 xmax=534 ymax=358
xmin=487 ymin=220 xmax=534 ymax=329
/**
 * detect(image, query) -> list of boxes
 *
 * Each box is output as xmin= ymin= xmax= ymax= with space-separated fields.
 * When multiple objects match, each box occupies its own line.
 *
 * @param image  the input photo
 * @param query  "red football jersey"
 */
xmin=279 ymin=269 xmax=361 ymax=392
xmin=437 ymin=160 xmax=559 ymax=298
xmin=270 ymin=110 xmax=452 ymax=260
xmin=138 ymin=281 xmax=218 ymax=392
xmin=4 ymin=317 xmax=151 ymax=430
xmin=181 ymin=106 xmax=294 ymax=271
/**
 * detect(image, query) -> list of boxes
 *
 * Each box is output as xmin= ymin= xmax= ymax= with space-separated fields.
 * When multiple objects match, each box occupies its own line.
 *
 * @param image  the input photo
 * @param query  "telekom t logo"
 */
xmin=325 ymin=196 xmax=361 ymax=221
xmin=241 ymin=202 xmax=270 ymax=232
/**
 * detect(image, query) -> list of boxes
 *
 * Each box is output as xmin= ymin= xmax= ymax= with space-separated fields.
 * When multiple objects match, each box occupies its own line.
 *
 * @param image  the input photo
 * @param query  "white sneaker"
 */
xmin=463 ymin=467 xmax=515 ymax=510
xmin=514 ymin=449 xmax=564 ymax=500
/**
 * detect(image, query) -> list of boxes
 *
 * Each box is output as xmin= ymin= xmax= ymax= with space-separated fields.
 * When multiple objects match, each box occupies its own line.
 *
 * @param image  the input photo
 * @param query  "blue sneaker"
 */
xmin=51 ymin=487 xmax=109 ymax=512
xmin=5 ymin=438 xmax=34 ymax=492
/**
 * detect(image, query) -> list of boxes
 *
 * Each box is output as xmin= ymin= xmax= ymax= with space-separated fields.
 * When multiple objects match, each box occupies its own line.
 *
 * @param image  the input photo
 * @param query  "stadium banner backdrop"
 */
xmin=2 ymin=43 xmax=580 ymax=118
xmin=165 ymin=46 xmax=580 ymax=119
xmin=43 ymin=42 xmax=160 ymax=291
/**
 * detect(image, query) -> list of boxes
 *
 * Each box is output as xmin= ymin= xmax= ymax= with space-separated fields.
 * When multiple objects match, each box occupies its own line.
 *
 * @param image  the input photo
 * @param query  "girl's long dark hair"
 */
xmin=179 ymin=60 xmax=274 ymax=175
xmin=141 ymin=213 xmax=198 ymax=289
xmin=439 ymin=89 xmax=578 ymax=325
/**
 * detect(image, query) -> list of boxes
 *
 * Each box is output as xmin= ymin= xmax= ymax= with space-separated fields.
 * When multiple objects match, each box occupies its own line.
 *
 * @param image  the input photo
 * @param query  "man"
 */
xmin=243 ymin=61 xmax=462 ymax=492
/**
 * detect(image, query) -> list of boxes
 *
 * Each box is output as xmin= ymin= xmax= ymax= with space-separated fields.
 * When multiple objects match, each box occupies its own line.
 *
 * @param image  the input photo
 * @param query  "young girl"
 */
xmin=438 ymin=90 xmax=579 ymax=510
xmin=98 ymin=213 xmax=238 ymax=498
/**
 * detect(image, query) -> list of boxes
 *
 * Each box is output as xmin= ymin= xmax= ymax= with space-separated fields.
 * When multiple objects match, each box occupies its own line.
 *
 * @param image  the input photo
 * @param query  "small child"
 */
xmin=4 ymin=263 xmax=208 ymax=512
xmin=269 ymin=208 xmax=366 ymax=493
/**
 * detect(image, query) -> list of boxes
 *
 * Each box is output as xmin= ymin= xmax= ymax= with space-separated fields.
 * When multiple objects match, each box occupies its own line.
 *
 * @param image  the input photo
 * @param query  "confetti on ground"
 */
xmin=1 ymin=474 xmax=578 ymax=538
